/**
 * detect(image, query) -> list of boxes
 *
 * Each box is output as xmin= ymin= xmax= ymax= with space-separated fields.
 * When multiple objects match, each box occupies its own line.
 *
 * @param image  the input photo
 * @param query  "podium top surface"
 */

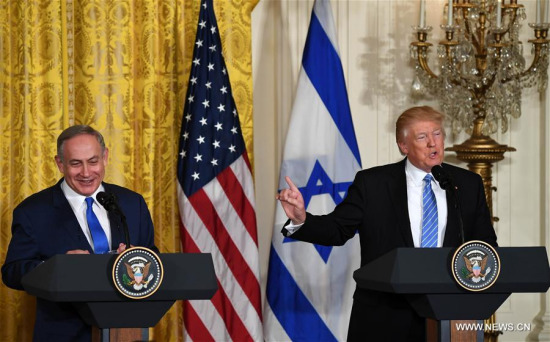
xmin=353 ymin=247 xmax=550 ymax=294
xmin=21 ymin=253 xmax=217 ymax=302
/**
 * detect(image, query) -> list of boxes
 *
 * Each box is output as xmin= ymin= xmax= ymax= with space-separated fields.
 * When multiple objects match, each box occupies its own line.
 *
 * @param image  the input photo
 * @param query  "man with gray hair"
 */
xmin=2 ymin=125 xmax=158 ymax=341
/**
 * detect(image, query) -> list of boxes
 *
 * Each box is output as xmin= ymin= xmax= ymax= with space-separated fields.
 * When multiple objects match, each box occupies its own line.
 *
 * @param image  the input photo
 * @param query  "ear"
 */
xmin=54 ymin=155 xmax=64 ymax=174
xmin=102 ymin=148 xmax=109 ymax=166
xmin=398 ymin=141 xmax=408 ymax=155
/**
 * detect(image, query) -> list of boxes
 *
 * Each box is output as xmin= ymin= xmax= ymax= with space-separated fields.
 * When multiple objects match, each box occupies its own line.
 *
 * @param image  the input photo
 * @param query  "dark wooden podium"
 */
xmin=21 ymin=253 xmax=218 ymax=342
xmin=353 ymin=247 xmax=550 ymax=341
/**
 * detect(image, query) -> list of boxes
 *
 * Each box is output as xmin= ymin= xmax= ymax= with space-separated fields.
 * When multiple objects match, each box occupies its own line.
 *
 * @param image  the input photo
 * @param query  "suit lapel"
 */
xmin=52 ymin=180 xmax=93 ymax=252
xmin=388 ymin=159 xmax=415 ymax=247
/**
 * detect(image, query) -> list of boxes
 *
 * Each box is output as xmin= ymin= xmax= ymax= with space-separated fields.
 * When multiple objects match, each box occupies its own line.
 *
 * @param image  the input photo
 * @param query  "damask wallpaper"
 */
xmin=0 ymin=0 xmax=258 ymax=341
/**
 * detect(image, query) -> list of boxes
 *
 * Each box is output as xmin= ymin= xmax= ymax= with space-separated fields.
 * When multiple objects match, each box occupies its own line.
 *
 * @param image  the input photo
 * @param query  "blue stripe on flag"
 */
xmin=266 ymin=245 xmax=338 ymax=342
xmin=264 ymin=1 xmax=361 ymax=340
xmin=302 ymin=11 xmax=361 ymax=165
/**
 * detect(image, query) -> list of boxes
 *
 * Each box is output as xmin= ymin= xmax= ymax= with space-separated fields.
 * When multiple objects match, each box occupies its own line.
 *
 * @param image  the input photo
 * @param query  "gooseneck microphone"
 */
xmin=431 ymin=165 xmax=465 ymax=244
xmin=431 ymin=165 xmax=453 ymax=191
xmin=97 ymin=191 xmax=131 ymax=250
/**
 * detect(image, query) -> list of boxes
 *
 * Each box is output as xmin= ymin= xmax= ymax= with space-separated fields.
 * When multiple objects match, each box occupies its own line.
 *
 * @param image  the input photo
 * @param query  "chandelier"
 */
xmin=410 ymin=0 xmax=549 ymax=138
xmin=410 ymin=2 xmax=549 ymax=340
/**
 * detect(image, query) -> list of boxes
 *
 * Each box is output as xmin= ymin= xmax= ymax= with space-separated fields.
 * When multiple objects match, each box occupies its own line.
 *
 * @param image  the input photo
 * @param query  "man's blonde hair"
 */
xmin=395 ymin=106 xmax=445 ymax=144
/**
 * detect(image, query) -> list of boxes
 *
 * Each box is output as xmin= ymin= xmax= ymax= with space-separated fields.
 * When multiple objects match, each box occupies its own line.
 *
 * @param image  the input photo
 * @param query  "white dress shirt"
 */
xmin=60 ymin=181 xmax=112 ymax=250
xmin=405 ymin=159 xmax=447 ymax=247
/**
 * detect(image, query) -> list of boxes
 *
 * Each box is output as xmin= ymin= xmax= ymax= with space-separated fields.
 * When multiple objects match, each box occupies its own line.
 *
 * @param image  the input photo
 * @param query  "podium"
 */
xmin=21 ymin=253 xmax=217 ymax=341
xmin=353 ymin=247 xmax=550 ymax=341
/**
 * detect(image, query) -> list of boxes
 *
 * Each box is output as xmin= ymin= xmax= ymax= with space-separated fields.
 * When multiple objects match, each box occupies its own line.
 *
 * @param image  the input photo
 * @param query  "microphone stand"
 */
xmin=432 ymin=166 xmax=465 ymax=244
xmin=98 ymin=192 xmax=131 ymax=250
xmin=114 ymin=208 xmax=132 ymax=250
xmin=449 ymin=186 xmax=465 ymax=245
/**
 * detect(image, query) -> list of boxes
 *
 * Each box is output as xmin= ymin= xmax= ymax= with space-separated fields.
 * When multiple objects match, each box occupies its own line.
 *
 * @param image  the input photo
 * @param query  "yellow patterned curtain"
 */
xmin=0 ymin=1 xmax=257 ymax=341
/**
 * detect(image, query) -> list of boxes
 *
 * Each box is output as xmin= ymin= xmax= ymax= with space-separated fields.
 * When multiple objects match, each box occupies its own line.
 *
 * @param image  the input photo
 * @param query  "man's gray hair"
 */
xmin=56 ymin=125 xmax=106 ymax=162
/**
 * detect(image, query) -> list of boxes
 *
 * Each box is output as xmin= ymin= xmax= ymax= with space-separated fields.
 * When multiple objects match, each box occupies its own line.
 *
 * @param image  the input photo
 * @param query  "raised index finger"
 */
xmin=285 ymin=176 xmax=299 ymax=191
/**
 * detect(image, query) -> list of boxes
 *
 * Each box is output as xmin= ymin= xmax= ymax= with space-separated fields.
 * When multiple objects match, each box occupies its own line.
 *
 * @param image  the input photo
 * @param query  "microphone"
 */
xmin=431 ymin=165 xmax=453 ymax=191
xmin=97 ymin=191 xmax=131 ymax=251
xmin=97 ymin=191 xmax=119 ymax=213
xmin=430 ymin=165 xmax=465 ymax=244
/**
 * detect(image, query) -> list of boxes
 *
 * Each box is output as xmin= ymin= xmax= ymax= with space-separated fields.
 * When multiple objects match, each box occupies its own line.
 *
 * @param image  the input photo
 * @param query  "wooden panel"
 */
xmin=426 ymin=318 xmax=439 ymax=342
xmin=450 ymin=320 xmax=478 ymax=342
xmin=92 ymin=327 xmax=146 ymax=342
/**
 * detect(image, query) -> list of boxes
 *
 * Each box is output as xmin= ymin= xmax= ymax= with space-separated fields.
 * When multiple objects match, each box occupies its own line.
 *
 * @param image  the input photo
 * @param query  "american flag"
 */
xmin=176 ymin=0 xmax=262 ymax=341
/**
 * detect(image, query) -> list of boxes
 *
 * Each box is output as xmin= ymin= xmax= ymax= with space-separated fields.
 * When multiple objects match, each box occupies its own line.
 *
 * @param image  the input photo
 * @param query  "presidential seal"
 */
xmin=112 ymin=247 xmax=164 ymax=299
xmin=451 ymin=240 xmax=500 ymax=291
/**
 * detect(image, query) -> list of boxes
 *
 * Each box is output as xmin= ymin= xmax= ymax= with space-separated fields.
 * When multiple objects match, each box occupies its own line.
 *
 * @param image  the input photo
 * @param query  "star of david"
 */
xmin=282 ymin=160 xmax=352 ymax=263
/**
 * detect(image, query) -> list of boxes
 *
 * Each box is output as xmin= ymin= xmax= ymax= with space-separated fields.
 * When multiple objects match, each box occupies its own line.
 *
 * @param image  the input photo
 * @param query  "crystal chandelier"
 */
xmin=411 ymin=0 xmax=549 ymax=138
xmin=411 ymin=3 xmax=549 ymax=339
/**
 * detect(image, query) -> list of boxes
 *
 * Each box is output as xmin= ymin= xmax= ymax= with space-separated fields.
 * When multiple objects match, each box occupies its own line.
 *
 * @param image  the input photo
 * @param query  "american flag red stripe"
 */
xmin=179 ymin=227 xmax=216 ymax=341
xmin=178 ymin=168 xmax=262 ymax=340
xmin=176 ymin=2 xmax=261 ymax=339
xmin=183 ymin=304 xmax=215 ymax=342
xmin=180 ymin=228 xmax=225 ymax=340
xmin=217 ymin=164 xmax=258 ymax=243
xmin=187 ymin=184 xmax=260 ymax=306
xmin=211 ymin=280 xmax=252 ymax=340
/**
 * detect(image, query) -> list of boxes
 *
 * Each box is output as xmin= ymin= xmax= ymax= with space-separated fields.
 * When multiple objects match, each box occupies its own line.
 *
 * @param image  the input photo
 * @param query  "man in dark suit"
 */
xmin=277 ymin=106 xmax=497 ymax=341
xmin=1 ymin=125 xmax=158 ymax=341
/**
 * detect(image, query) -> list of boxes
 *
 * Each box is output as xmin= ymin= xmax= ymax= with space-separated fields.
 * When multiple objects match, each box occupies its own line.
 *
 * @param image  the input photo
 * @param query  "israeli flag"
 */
xmin=263 ymin=0 xmax=362 ymax=341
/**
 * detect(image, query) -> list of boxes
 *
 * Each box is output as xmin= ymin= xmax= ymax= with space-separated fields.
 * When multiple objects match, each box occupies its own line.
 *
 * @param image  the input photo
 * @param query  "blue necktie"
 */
xmin=421 ymin=174 xmax=438 ymax=248
xmin=85 ymin=197 xmax=110 ymax=254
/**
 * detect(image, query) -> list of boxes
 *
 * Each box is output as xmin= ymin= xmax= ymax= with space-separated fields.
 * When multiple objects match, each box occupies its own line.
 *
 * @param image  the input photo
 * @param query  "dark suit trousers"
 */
xmin=347 ymin=292 xmax=426 ymax=342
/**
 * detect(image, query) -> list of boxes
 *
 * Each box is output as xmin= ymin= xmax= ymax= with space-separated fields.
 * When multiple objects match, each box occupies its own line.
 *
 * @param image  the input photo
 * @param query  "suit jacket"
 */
xmin=285 ymin=158 xmax=497 ymax=341
xmin=1 ymin=179 xmax=158 ymax=342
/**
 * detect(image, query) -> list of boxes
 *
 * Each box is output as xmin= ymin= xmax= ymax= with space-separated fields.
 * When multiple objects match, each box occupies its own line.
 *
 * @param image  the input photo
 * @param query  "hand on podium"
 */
xmin=65 ymin=243 xmax=132 ymax=255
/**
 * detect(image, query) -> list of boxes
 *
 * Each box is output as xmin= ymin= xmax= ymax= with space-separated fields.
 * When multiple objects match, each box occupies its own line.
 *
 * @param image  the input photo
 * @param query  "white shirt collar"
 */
xmin=405 ymin=159 xmax=430 ymax=186
xmin=405 ymin=158 xmax=443 ymax=190
xmin=60 ymin=180 xmax=105 ymax=210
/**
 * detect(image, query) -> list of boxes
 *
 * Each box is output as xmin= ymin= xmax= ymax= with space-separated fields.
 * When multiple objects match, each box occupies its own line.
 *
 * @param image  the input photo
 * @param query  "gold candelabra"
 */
xmin=411 ymin=0 xmax=549 ymax=216
xmin=411 ymin=0 xmax=549 ymax=341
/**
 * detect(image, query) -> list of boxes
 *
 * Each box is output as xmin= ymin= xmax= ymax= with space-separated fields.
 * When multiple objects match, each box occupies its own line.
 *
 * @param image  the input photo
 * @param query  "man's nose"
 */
xmin=81 ymin=163 xmax=90 ymax=176
xmin=426 ymin=135 xmax=435 ymax=146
